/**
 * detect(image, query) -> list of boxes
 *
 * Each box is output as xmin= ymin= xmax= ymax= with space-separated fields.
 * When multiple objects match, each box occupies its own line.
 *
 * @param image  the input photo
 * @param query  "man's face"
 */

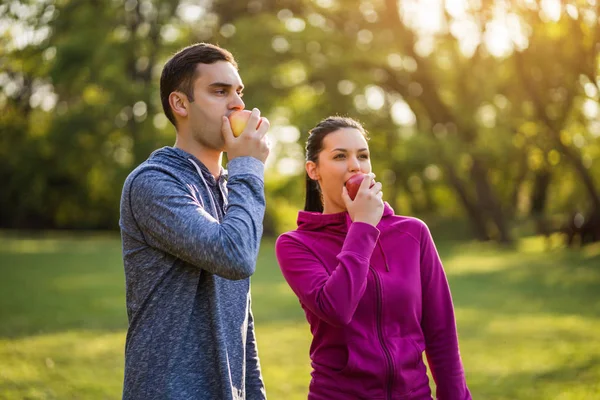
xmin=186 ymin=61 xmax=245 ymax=150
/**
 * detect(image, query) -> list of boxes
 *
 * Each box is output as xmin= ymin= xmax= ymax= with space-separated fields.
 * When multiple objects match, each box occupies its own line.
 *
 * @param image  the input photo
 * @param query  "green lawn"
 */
xmin=1 ymin=231 xmax=599 ymax=399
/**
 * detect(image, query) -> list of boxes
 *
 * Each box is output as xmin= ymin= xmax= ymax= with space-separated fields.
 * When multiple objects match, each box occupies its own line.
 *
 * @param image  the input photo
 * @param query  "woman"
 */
xmin=275 ymin=116 xmax=471 ymax=400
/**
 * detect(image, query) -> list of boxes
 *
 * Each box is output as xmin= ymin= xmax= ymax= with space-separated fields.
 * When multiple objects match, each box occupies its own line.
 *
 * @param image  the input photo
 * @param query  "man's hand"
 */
xmin=223 ymin=108 xmax=270 ymax=164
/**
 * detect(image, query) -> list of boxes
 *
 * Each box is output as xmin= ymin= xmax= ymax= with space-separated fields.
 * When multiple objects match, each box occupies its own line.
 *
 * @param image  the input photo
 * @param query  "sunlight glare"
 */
xmin=450 ymin=18 xmax=481 ymax=57
xmin=445 ymin=0 xmax=468 ymax=18
xmin=414 ymin=35 xmax=435 ymax=58
xmin=400 ymin=0 xmax=444 ymax=34
xmin=277 ymin=158 xmax=303 ymax=176
xmin=177 ymin=4 xmax=205 ymax=23
xmin=540 ymin=0 xmax=561 ymax=22
xmin=391 ymin=99 xmax=416 ymax=127
xmin=507 ymin=13 xmax=529 ymax=51
xmin=583 ymin=82 xmax=598 ymax=98
xmin=403 ymin=0 xmax=532 ymax=58
xmin=276 ymin=125 xmax=301 ymax=143
xmin=365 ymin=85 xmax=385 ymax=110
xmin=484 ymin=20 xmax=513 ymax=58
xmin=583 ymin=99 xmax=599 ymax=120
xmin=565 ymin=4 xmax=579 ymax=19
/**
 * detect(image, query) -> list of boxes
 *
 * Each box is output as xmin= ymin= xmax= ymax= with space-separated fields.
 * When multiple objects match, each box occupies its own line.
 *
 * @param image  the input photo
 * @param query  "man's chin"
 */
xmin=192 ymin=132 xmax=224 ymax=152
xmin=215 ymin=140 xmax=226 ymax=152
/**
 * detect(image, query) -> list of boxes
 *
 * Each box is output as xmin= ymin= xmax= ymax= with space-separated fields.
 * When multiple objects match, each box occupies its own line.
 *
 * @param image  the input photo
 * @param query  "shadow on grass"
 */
xmin=468 ymin=355 xmax=600 ymax=400
xmin=2 ymin=234 xmax=599 ymax=340
xmin=0 ymin=233 xmax=128 ymax=339
xmin=446 ymin=248 xmax=600 ymax=319
xmin=0 ymin=235 xmax=304 ymax=339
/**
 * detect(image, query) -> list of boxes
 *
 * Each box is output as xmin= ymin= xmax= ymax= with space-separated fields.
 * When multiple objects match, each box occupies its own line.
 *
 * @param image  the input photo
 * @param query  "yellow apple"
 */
xmin=228 ymin=110 xmax=262 ymax=137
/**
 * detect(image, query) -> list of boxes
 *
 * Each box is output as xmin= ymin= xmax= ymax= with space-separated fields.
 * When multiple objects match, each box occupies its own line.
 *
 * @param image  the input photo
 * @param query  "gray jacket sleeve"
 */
xmin=128 ymin=157 xmax=265 ymax=280
xmin=245 ymin=297 xmax=267 ymax=399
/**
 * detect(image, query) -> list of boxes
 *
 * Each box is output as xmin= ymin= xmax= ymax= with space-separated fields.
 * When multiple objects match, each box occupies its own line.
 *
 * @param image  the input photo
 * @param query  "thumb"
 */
xmin=221 ymin=116 xmax=235 ymax=144
xmin=341 ymin=186 xmax=353 ymax=208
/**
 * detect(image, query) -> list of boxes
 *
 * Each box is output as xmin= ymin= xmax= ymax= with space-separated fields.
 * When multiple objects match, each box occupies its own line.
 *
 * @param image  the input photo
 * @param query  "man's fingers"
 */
xmin=257 ymin=117 xmax=270 ymax=138
xmin=222 ymin=116 xmax=234 ymax=142
xmin=245 ymin=108 xmax=261 ymax=135
xmin=264 ymin=134 xmax=272 ymax=149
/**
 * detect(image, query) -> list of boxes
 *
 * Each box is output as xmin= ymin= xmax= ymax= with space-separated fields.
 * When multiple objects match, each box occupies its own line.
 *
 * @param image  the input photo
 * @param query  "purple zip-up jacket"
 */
xmin=275 ymin=203 xmax=471 ymax=400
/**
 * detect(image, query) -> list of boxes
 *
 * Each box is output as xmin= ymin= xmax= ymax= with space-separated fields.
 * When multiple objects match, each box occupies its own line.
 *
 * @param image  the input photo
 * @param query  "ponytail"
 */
xmin=304 ymin=174 xmax=323 ymax=212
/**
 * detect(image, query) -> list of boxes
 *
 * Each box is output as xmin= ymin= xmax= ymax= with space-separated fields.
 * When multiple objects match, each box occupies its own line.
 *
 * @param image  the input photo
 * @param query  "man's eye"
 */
xmin=216 ymin=90 xmax=226 ymax=95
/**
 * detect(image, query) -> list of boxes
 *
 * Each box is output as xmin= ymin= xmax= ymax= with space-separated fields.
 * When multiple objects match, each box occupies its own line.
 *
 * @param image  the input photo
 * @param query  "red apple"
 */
xmin=345 ymin=173 xmax=374 ymax=201
xmin=228 ymin=110 xmax=262 ymax=137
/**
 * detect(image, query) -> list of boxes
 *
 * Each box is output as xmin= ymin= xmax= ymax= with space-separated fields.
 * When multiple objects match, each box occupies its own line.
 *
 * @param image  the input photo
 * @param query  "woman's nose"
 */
xmin=348 ymin=156 xmax=360 ymax=172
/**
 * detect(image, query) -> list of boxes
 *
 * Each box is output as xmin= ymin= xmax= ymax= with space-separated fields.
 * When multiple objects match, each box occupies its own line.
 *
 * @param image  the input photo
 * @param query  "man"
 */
xmin=119 ymin=43 xmax=269 ymax=399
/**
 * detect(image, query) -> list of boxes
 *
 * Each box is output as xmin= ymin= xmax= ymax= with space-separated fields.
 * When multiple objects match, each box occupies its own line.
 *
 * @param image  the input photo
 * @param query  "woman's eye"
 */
xmin=360 ymin=154 xmax=369 ymax=159
xmin=334 ymin=154 xmax=345 ymax=159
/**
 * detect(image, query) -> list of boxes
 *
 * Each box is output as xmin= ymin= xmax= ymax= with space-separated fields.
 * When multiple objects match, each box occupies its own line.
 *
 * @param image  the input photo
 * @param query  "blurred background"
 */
xmin=1 ymin=0 xmax=599 ymax=399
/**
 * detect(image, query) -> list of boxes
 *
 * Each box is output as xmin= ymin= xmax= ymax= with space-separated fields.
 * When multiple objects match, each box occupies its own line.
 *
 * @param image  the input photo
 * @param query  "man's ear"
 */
xmin=169 ymin=92 xmax=188 ymax=119
xmin=306 ymin=161 xmax=320 ymax=181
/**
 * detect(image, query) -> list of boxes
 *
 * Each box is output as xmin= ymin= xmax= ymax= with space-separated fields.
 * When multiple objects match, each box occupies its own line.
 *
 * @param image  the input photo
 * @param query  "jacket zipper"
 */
xmin=370 ymin=267 xmax=394 ymax=400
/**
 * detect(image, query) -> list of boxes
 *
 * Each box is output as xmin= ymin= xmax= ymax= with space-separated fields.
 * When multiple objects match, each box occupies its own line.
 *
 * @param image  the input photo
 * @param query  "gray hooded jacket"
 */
xmin=119 ymin=146 xmax=267 ymax=399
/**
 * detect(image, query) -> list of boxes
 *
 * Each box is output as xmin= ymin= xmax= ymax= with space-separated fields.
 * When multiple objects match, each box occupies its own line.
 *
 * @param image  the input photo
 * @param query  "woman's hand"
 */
xmin=342 ymin=173 xmax=384 ymax=227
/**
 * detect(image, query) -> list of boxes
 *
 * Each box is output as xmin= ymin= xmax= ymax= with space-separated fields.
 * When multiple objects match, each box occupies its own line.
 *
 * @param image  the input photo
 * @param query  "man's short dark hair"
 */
xmin=160 ymin=43 xmax=237 ymax=127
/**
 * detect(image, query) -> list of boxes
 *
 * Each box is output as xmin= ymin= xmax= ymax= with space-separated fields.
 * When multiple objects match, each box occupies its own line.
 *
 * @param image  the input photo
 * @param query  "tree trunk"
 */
xmin=509 ymin=149 xmax=530 ymax=218
xmin=557 ymin=142 xmax=600 ymax=213
xmin=470 ymin=158 xmax=512 ymax=243
xmin=514 ymin=51 xmax=600 ymax=214
xmin=444 ymin=161 xmax=491 ymax=241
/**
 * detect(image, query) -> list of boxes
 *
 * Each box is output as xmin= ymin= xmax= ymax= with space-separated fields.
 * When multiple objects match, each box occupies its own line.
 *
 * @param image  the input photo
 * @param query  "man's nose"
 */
xmin=230 ymin=92 xmax=245 ymax=110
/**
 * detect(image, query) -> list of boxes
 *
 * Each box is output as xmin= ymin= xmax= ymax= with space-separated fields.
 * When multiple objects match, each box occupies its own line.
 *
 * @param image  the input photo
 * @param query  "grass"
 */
xmin=0 ymin=231 xmax=599 ymax=399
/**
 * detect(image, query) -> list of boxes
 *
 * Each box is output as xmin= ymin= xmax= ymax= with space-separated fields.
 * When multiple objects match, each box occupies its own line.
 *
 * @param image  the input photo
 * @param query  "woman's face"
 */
xmin=306 ymin=127 xmax=371 ymax=213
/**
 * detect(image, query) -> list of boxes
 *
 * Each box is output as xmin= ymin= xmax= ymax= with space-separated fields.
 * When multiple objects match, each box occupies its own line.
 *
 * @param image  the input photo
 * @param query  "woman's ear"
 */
xmin=169 ymin=92 xmax=188 ymax=119
xmin=306 ymin=161 xmax=320 ymax=181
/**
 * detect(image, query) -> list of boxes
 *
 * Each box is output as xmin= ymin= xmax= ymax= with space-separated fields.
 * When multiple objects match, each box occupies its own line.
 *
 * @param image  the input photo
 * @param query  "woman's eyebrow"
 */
xmin=330 ymin=148 xmax=368 ymax=152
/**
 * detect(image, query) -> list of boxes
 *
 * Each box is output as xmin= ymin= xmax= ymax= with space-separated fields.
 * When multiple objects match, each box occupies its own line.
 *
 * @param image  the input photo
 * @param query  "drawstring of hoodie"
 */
xmin=377 ymin=241 xmax=390 ymax=272
xmin=188 ymin=158 xmax=219 ymax=218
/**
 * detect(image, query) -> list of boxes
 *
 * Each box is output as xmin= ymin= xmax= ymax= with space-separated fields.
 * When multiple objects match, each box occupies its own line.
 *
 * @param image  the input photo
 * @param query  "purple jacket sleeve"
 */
xmin=419 ymin=222 xmax=471 ymax=400
xmin=275 ymin=222 xmax=380 ymax=327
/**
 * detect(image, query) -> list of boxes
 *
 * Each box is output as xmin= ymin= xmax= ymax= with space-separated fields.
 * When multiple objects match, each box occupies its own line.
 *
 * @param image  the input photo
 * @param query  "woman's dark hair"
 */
xmin=160 ymin=43 xmax=237 ymax=127
xmin=304 ymin=116 xmax=369 ymax=212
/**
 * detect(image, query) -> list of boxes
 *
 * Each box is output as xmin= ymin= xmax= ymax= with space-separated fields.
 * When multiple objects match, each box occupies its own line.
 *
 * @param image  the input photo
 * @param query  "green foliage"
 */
xmin=0 ymin=1 xmax=599 ymax=239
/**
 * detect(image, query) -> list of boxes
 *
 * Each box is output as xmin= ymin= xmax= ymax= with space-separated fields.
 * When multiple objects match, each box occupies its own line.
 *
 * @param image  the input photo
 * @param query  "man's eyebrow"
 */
xmin=208 ymin=82 xmax=244 ymax=90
